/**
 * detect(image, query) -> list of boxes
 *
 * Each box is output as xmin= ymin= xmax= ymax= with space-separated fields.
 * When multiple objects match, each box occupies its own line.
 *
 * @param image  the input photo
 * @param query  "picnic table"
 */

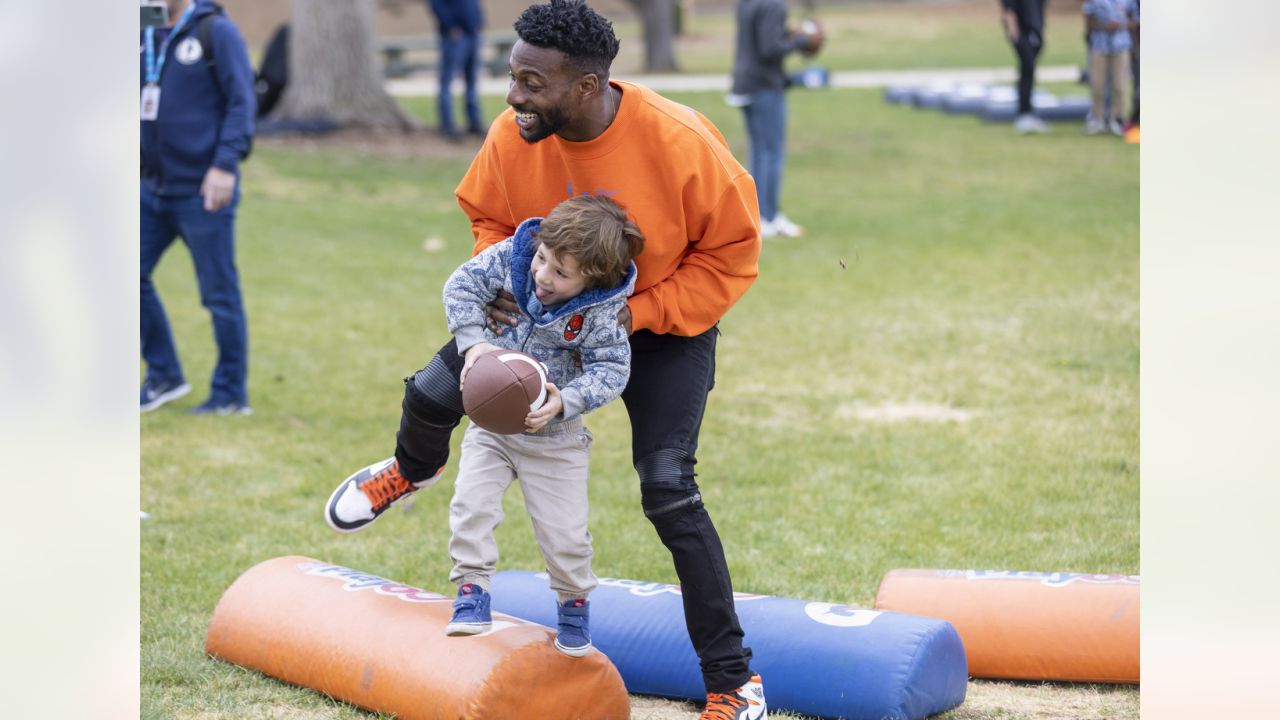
xmin=377 ymin=33 xmax=518 ymax=79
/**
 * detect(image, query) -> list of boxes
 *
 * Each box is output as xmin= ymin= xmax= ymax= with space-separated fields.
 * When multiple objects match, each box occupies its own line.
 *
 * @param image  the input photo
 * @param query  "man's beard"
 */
xmin=518 ymin=106 xmax=570 ymax=144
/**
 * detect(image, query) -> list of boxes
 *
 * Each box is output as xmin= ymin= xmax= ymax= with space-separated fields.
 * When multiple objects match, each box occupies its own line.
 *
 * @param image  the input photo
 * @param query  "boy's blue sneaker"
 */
xmin=445 ymin=583 xmax=492 ymax=636
xmin=554 ymin=598 xmax=591 ymax=657
xmin=140 ymin=377 xmax=190 ymax=412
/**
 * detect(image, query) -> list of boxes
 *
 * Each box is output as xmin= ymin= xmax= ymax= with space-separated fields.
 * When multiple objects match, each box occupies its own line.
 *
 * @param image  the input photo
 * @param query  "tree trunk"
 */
xmin=271 ymin=0 xmax=420 ymax=130
xmin=622 ymin=0 xmax=679 ymax=73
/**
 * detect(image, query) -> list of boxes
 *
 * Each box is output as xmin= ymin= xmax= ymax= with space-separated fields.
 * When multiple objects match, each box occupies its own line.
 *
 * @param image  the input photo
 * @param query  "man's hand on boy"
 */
xmin=617 ymin=304 xmax=633 ymax=335
xmin=460 ymin=341 xmax=501 ymax=389
xmin=486 ymin=290 xmax=520 ymax=334
xmin=525 ymin=383 xmax=562 ymax=432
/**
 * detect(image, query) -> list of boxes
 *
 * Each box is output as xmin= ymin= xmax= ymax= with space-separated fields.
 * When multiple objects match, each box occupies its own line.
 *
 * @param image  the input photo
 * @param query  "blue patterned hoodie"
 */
xmin=444 ymin=218 xmax=636 ymax=422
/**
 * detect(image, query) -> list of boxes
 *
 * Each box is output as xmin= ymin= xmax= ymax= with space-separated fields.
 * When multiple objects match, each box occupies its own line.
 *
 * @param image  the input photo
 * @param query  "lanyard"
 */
xmin=144 ymin=4 xmax=197 ymax=85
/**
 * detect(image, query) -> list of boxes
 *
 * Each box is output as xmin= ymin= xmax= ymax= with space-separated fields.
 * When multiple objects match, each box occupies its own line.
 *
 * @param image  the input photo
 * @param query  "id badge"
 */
xmin=140 ymin=84 xmax=161 ymax=120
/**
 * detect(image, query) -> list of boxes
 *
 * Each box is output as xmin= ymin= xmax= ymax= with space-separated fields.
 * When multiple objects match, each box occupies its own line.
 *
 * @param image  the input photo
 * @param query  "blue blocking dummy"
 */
xmin=980 ymin=94 xmax=1091 ymax=122
xmin=489 ymin=571 xmax=968 ymax=720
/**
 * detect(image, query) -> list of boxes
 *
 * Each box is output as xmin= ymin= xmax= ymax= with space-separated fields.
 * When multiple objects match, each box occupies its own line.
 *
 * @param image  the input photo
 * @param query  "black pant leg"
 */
xmin=1014 ymin=26 xmax=1043 ymax=115
xmin=622 ymin=328 xmax=752 ymax=694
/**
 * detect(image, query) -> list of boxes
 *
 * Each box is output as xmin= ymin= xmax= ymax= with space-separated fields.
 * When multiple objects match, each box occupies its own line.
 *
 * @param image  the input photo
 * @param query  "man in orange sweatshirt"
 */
xmin=325 ymin=1 xmax=766 ymax=716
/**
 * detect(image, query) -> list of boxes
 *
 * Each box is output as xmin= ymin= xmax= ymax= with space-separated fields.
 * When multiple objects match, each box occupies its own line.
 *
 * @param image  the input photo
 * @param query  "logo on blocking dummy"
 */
xmin=299 ymin=561 xmax=450 ymax=604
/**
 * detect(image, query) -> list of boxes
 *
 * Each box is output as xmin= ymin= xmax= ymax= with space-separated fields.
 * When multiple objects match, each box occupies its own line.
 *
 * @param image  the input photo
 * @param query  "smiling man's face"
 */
xmin=505 ymin=40 xmax=584 ymax=144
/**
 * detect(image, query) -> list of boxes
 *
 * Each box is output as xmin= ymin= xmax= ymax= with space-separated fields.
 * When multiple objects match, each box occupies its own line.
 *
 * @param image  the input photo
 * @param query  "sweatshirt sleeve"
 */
xmin=627 ymin=172 xmax=762 ymax=336
xmin=443 ymin=241 xmax=511 ymax=353
xmin=456 ymin=133 xmax=520 ymax=256
xmin=557 ymin=304 xmax=632 ymax=420
xmin=210 ymin=16 xmax=256 ymax=172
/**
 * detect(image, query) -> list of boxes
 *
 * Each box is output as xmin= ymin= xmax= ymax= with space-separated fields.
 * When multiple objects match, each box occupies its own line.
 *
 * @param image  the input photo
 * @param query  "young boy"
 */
xmin=326 ymin=194 xmax=642 ymax=657
xmin=1083 ymin=0 xmax=1138 ymax=136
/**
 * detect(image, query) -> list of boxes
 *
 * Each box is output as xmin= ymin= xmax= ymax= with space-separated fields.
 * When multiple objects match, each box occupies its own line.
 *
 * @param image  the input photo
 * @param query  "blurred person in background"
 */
xmin=728 ymin=0 xmax=824 ymax=239
xmin=140 ymin=0 xmax=255 ymax=414
xmin=429 ymin=0 xmax=486 ymax=139
xmin=1000 ymin=0 xmax=1048 ymax=135
xmin=1082 ymin=0 xmax=1137 ymax=136
xmin=253 ymin=23 xmax=290 ymax=118
xmin=1124 ymin=0 xmax=1139 ymax=143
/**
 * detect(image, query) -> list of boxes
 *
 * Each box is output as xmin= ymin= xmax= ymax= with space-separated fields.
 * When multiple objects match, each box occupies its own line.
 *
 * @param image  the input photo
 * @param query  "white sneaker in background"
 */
xmin=1108 ymin=117 xmax=1125 ymax=136
xmin=1083 ymin=116 xmax=1107 ymax=135
xmin=1014 ymin=113 xmax=1049 ymax=134
xmin=769 ymin=214 xmax=805 ymax=238
xmin=760 ymin=218 xmax=779 ymax=239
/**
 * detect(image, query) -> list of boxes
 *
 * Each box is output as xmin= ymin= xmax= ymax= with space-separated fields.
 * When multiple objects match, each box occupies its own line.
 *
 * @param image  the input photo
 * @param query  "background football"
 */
xmin=462 ymin=349 xmax=548 ymax=435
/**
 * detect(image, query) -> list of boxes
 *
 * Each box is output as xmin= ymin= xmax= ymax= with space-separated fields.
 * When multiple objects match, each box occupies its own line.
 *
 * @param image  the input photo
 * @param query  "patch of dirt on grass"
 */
xmin=629 ymin=695 xmax=703 ymax=719
xmin=840 ymin=402 xmax=977 ymax=422
xmin=177 ymin=707 xmax=334 ymax=720
xmin=627 ymin=679 xmax=1138 ymax=720
xmin=943 ymin=680 xmax=1140 ymax=720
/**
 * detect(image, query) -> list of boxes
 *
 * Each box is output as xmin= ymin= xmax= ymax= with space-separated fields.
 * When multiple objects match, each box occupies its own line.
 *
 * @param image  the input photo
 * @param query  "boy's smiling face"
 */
xmin=530 ymin=243 xmax=587 ymax=307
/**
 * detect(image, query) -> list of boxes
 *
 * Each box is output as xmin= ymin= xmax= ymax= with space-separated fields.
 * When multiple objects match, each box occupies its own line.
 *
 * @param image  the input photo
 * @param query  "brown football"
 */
xmin=462 ymin=349 xmax=548 ymax=435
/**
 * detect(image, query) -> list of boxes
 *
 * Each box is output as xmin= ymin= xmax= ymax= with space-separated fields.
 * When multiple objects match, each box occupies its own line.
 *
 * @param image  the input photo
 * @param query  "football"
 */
xmin=462 ymin=349 xmax=548 ymax=435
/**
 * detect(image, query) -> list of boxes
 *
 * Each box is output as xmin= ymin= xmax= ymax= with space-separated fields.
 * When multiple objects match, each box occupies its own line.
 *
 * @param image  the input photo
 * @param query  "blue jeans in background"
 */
xmin=439 ymin=32 xmax=483 ymax=135
xmin=140 ymin=185 xmax=248 ymax=405
xmin=741 ymin=89 xmax=787 ymax=223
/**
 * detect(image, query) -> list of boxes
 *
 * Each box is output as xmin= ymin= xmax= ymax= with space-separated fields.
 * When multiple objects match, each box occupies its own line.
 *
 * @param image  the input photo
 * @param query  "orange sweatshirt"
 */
xmin=455 ymin=80 xmax=761 ymax=337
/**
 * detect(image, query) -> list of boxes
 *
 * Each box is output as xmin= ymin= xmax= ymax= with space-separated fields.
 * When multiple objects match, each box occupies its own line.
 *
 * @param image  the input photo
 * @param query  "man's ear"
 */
xmin=576 ymin=72 xmax=601 ymax=101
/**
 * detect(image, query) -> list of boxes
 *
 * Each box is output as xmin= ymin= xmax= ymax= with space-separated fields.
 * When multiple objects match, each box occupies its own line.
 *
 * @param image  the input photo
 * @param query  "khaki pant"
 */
xmin=448 ymin=419 xmax=597 ymax=602
xmin=1090 ymin=50 xmax=1131 ymax=122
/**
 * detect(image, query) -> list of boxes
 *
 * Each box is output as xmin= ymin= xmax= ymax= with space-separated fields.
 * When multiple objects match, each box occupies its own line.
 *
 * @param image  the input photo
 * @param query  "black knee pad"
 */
xmin=637 ymin=447 xmax=701 ymax=518
xmin=395 ymin=356 xmax=464 ymax=482
xmin=405 ymin=354 xmax=464 ymax=425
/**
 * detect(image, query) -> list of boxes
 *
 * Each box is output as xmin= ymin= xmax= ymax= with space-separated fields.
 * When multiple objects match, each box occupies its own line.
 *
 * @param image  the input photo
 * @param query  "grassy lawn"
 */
xmin=142 ymin=83 xmax=1137 ymax=718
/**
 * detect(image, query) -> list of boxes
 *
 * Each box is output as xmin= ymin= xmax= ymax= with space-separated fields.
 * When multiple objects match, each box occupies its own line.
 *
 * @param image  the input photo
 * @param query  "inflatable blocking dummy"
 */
xmin=205 ymin=556 xmax=629 ymax=719
xmin=875 ymin=569 xmax=1139 ymax=683
xmin=979 ymin=95 xmax=1091 ymax=122
xmin=491 ymin=570 xmax=967 ymax=720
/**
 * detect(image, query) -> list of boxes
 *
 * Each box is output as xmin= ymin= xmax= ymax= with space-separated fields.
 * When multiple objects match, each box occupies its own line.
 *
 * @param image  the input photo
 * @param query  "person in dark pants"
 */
xmin=1001 ymin=0 xmax=1048 ymax=135
xmin=140 ymin=0 xmax=255 ymax=414
xmin=1124 ymin=0 xmax=1139 ymax=141
xmin=729 ymin=0 xmax=823 ymax=239
xmin=429 ymin=0 xmax=485 ymax=139
xmin=325 ymin=1 xmax=767 ymax=716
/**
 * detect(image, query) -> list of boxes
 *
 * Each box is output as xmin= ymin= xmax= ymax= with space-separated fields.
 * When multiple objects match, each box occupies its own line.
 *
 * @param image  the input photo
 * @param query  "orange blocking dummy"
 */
xmin=205 ymin=556 xmax=630 ymax=718
xmin=874 ymin=569 xmax=1139 ymax=683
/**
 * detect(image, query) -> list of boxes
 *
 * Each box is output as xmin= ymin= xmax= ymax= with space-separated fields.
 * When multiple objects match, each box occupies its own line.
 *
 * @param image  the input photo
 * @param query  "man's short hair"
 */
xmin=537 ymin=194 xmax=643 ymax=291
xmin=513 ymin=0 xmax=620 ymax=79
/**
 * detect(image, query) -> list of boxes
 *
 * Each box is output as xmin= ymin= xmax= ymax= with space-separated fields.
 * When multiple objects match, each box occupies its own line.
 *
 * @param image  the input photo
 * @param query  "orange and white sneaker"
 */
xmin=700 ymin=673 xmax=767 ymax=720
xmin=325 ymin=457 xmax=443 ymax=533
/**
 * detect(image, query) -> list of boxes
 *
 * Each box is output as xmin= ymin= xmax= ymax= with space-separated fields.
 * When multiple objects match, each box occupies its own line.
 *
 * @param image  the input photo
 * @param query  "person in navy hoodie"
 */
xmin=140 ymin=0 xmax=255 ymax=415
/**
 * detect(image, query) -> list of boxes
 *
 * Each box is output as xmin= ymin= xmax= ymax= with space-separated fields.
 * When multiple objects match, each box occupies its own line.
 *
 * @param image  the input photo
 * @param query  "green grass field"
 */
xmin=142 ymin=88 xmax=1138 ymax=718
xmin=141 ymin=13 xmax=1138 ymax=716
